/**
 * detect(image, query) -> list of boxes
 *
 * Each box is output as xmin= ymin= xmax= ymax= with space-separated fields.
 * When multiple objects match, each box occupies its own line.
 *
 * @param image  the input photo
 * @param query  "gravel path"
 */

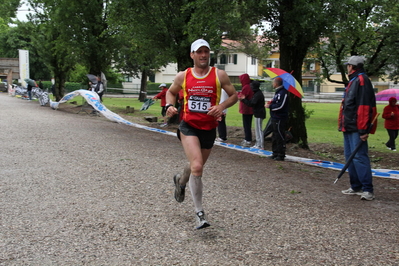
xmin=1 ymin=94 xmax=398 ymax=265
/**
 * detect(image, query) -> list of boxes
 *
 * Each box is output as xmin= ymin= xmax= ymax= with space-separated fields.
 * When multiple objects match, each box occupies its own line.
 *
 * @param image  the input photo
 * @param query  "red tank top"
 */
xmin=182 ymin=67 xmax=221 ymax=130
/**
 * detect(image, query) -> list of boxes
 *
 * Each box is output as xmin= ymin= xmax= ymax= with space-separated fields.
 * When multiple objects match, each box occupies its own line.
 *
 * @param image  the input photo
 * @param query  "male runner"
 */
xmin=165 ymin=39 xmax=237 ymax=229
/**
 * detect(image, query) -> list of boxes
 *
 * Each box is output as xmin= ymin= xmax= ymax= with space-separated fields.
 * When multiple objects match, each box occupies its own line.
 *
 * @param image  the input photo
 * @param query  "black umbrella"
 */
xmin=334 ymin=113 xmax=380 ymax=184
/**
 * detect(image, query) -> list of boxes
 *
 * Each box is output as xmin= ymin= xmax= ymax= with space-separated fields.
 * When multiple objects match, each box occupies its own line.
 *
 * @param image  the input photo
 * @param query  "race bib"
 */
xmin=188 ymin=95 xmax=211 ymax=113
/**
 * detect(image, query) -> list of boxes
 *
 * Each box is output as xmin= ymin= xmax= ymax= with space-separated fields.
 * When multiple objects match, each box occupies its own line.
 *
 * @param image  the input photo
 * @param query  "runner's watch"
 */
xmin=165 ymin=104 xmax=174 ymax=111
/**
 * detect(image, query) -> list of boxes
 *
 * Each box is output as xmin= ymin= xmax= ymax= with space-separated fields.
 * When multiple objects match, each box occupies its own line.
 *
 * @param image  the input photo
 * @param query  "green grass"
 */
xmin=301 ymin=102 xmax=388 ymax=153
xmin=84 ymin=97 xmax=390 ymax=153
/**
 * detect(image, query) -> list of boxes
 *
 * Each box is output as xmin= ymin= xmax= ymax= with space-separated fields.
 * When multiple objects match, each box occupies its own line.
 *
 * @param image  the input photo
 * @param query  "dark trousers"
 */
xmin=217 ymin=114 xmax=227 ymax=140
xmin=386 ymin=129 xmax=398 ymax=150
xmin=242 ymin=114 xmax=253 ymax=141
xmin=271 ymin=118 xmax=287 ymax=157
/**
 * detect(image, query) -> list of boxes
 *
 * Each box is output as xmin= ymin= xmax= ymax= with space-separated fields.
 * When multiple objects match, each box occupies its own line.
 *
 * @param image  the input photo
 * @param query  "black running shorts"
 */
xmin=177 ymin=120 xmax=216 ymax=149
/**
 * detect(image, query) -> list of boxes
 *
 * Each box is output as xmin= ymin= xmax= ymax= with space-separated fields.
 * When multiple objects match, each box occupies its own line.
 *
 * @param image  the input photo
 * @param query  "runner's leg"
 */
xmin=180 ymin=134 xmax=212 ymax=212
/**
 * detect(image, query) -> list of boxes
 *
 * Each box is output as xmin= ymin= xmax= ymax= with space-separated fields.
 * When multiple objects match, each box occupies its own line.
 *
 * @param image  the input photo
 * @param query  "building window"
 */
xmin=220 ymin=54 xmax=227 ymax=64
xmin=264 ymin=60 xmax=274 ymax=68
xmin=124 ymin=75 xmax=132 ymax=82
xmin=227 ymin=54 xmax=238 ymax=64
xmin=220 ymin=54 xmax=237 ymax=64
xmin=251 ymin=57 xmax=256 ymax=65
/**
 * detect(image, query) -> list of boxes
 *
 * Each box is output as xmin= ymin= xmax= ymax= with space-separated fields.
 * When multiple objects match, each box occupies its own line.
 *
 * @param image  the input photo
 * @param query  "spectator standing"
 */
xmin=238 ymin=73 xmax=253 ymax=147
xmin=239 ymin=80 xmax=266 ymax=149
xmin=94 ymin=75 xmax=104 ymax=102
xmin=382 ymin=97 xmax=399 ymax=151
xmin=38 ymin=79 xmax=44 ymax=90
xmin=27 ymin=83 xmax=33 ymax=101
xmin=153 ymin=83 xmax=169 ymax=127
xmin=51 ymin=83 xmax=56 ymax=99
xmin=338 ymin=56 xmax=377 ymax=201
xmin=165 ymin=39 xmax=237 ymax=229
xmin=217 ymin=89 xmax=229 ymax=142
xmin=265 ymin=77 xmax=289 ymax=161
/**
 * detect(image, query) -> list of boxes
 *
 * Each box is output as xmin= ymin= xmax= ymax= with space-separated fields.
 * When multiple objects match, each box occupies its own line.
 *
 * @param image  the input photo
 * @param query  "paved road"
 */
xmin=1 ymin=94 xmax=398 ymax=265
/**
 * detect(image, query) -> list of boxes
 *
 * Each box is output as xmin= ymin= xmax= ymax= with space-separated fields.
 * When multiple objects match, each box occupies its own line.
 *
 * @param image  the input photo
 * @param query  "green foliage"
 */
xmin=314 ymin=0 xmax=399 ymax=83
xmin=303 ymin=103 xmax=315 ymax=120
xmin=41 ymin=81 xmax=53 ymax=90
xmin=0 ymin=0 xmax=20 ymax=22
xmin=64 ymin=82 xmax=84 ymax=93
xmin=0 ymin=21 xmax=52 ymax=79
xmin=68 ymin=64 xmax=89 ymax=83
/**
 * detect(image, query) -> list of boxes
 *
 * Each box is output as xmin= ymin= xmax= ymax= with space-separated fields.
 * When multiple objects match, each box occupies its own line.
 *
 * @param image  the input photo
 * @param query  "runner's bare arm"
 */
xmin=207 ymin=69 xmax=238 ymax=117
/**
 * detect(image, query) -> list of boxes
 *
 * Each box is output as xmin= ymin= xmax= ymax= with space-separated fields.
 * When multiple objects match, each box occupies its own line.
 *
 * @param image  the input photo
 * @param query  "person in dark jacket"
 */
xmin=239 ymin=80 xmax=266 ymax=149
xmin=339 ymin=55 xmax=377 ymax=201
xmin=94 ymin=75 xmax=104 ymax=102
xmin=265 ymin=77 xmax=289 ymax=160
xmin=27 ymin=83 xmax=33 ymax=100
xmin=238 ymin=73 xmax=253 ymax=147
xmin=382 ymin=97 xmax=399 ymax=151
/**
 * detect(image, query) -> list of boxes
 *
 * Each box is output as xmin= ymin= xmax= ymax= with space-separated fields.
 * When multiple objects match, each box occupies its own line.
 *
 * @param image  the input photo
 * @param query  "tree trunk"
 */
xmin=53 ymin=71 xmax=67 ymax=102
xmin=139 ymin=70 xmax=148 ymax=102
xmin=279 ymin=42 xmax=309 ymax=149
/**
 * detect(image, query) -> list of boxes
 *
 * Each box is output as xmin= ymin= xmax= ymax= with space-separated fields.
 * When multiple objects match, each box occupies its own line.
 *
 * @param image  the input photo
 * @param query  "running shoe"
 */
xmin=360 ymin=191 xmax=375 ymax=201
xmin=251 ymin=145 xmax=263 ymax=149
xmin=241 ymin=140 xmax=251 ymax=147
xmin=173 ymin=174 xmax=185 ymax=203
xmin=195 ymin=211 xmax=210 ymax=229
xmin=341 ymin=188 xmax=363 ymax=195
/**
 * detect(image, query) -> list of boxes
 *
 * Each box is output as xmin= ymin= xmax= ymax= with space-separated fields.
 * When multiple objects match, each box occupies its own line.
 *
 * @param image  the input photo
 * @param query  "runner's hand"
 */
xmin=207 ymin=105 xmax=224 ymax=119
xmin=166 ymin=106 xmax=178 ymax=117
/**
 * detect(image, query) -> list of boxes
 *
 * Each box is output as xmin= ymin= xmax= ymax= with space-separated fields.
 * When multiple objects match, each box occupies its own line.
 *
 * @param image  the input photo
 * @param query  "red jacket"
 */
xmin=382 ymin=98 xmax=399 ymax=130
xmin=238 ymin=74 xmax=253 ymax=115
xmin=338 ymin=69 xmax=377 ymax=134
xmin=154 ymin=87 xmax=168 ymax=106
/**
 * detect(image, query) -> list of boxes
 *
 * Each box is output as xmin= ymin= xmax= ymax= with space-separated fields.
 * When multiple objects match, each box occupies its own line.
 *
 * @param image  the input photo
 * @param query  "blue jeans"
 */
xmin=343 ymin=132 xmax=373 ymax=193
xmin=27 ymin=90 xmax=32 ymax=100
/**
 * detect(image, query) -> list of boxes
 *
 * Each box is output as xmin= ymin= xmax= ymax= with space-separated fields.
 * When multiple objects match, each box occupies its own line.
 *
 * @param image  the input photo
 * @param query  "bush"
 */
xmin=65 ymin=82 xmax=84 ymax=92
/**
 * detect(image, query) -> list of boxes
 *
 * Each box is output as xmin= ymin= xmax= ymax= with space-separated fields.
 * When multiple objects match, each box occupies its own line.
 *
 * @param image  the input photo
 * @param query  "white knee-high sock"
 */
xmin=189 ymin=174 xmax=203 ymax=213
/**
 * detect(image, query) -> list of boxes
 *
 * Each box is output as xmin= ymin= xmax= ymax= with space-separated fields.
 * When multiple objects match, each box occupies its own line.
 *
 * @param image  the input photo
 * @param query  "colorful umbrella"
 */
xmin=375 ymin=88 xmax=399 ymax=101
xmin=264 ymin=68 xmax=304 ymax=98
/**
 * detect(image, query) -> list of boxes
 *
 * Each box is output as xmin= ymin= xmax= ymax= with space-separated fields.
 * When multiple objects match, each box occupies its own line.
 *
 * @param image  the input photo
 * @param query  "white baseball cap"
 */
xmin=159 ymin=83 xmax=167 ymax=88
xmin=191 ymin=39 xmax=210 ymax=52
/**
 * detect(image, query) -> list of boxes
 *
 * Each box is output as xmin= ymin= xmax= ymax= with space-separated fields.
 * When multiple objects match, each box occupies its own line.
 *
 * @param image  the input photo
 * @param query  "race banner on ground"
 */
xmin=49 ymin=90 xmax=175 ymax=137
